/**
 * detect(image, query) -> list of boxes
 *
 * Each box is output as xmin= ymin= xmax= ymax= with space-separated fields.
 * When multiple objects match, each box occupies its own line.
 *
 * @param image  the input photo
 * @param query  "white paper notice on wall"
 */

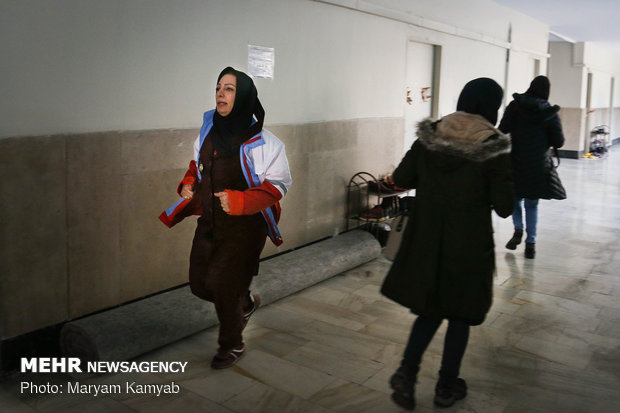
xmin=248 ymin=45 xmax=275 ymax=79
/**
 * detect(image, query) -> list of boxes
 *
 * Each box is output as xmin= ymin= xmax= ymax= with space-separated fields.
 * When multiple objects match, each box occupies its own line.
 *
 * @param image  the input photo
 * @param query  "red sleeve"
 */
xmin=225 ymin=180 xmax=283 ymax=216
xmin=177 ymin=160 xmax=199 ymax=195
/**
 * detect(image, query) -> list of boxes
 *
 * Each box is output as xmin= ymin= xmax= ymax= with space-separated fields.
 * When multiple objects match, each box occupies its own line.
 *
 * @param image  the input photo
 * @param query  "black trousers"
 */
xmin=402 ymin=315 xmax=470 ymax=382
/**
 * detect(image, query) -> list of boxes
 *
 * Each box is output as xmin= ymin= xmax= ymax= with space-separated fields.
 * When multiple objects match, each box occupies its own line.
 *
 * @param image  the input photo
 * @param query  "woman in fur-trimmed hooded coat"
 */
xmin=381 ymin=78 xmax=514 ymax=410
xmin=381 ymin=91 xmax=514 ymax=326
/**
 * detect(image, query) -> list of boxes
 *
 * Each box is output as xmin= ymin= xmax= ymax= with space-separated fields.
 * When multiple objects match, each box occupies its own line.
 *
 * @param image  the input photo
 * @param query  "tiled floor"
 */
xmin=2 ymin=146 xmax=620 ymax=412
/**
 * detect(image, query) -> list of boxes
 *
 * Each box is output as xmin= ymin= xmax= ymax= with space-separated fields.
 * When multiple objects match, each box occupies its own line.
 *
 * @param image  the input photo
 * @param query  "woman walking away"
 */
xmin=499 ymin=75 xmax=565 ymax=258
xmin=160 ymin=67 xmax=292 ymax=369
xmin=381 ymin=78 xmax=514 ymax=410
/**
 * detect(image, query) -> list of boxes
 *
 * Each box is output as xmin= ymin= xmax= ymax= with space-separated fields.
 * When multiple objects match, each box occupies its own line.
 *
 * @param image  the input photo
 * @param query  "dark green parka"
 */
xmin=381 ymin=112 xmax=514 ymax=325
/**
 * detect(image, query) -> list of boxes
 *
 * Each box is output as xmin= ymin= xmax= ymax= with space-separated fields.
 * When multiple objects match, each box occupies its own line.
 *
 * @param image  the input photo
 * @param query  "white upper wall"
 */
xmin=579 ymin=42 xmax=620 ymax=74
xmin=362 ymin=0 xmax=511 ymax=41
xmin=1 ymin=0 xmax=552 ymax=138
xmin=549 ymin=40 xmax=620 ymax=109
xmin=590 ymin=70 xmax=613 ymax=109
xmin=435 ymin=36 xmax=508 ymax=118
xmin=580 ymin=42 xmax=618 ymax=109
xmin=505 ymin=52 xmax=544 ymax=100
xmin=549 ymin=42 xmax=587 ymax=108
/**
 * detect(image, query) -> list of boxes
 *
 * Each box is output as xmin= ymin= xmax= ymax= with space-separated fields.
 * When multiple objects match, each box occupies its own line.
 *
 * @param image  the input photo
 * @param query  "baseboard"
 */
xmin=0 ymin=325 xmax=63 ymax=373
xmin=556 ymin=149 xmax=583 ymax=159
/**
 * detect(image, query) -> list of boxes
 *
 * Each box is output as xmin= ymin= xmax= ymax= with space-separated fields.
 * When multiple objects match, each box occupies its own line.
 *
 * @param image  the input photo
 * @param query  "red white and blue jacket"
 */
xmin=160 ymin=110 xmax=292 ymax=246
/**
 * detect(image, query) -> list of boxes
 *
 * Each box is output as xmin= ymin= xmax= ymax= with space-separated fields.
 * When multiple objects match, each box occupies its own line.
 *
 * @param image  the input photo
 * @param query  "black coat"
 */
xmin=381 ymin=112 xmax=514 ymax=326
xmin=498 ymin=93 xmax=565 ymax=199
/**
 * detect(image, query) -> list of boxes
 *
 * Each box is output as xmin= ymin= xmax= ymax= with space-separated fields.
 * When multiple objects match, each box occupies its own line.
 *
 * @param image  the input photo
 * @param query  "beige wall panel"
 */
xmin=300 ymin=121 xmax=359 ymax=154
xmin=119 ymin=169 xmax=194 ymax=303
xmin=0 ymin=117 xmax=404 ymax=337
xmin=558 ymin=107 xmax=586 ymax=152
xmin=356 ymin=118 xmax=405 ymax=174
xmin=118 ymin=128 xmax=201 ymax=302
xmin=0 ymin=137 xmax=68 ymax=339
xmin=587 ymin=108 xmax=610 ymax=132
xmin=121 ymin=129 xmax=198 ymax=176
xmin=66 ymin=133 xmax=122 ymax=318
xmin=264 ymin=118 xmax=404 ymax=255
xmin=305 ymin=150 xmax=346 ymax=241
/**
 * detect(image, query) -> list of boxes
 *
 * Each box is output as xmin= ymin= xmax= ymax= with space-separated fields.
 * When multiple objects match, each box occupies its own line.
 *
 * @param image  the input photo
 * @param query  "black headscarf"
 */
xmin=524 ymin=75 xmax=550 ymax=100
xmin=211 ymin=67 xmax=265 ymax=157
xmin=456 ymin=77 xmax=503 ymax=125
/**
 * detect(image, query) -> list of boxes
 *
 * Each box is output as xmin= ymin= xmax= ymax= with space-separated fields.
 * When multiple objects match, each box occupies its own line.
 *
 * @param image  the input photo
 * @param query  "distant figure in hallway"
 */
xmin=498 ymin=75 xmax=565 ymax=259
xmin=381 ymin=78 xmax=514 ymax=410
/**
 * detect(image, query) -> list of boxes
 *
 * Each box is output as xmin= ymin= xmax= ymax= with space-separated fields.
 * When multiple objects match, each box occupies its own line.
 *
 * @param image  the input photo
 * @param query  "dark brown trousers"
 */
xmin=189 ymin=217 xmax=267 ymax=351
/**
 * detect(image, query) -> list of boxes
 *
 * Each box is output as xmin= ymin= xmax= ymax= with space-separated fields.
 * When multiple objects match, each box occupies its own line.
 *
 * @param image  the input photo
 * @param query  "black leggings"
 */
xmin=402 ymin=315 xmax=470 ymax=381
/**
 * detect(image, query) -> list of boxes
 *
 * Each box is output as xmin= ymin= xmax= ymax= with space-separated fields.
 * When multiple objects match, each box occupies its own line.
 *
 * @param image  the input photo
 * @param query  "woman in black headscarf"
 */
xmin=164 ymin=67 xmax=292 ymax=369
xmin=499 ymin=75 xmax=565 ymax=258
xmin=381 ymin=78 xmax=514 ymax=410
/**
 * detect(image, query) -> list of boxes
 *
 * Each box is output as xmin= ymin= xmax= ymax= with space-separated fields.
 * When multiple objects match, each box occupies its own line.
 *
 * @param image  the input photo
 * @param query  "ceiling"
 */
xmin=493 ymin=0 xmax=620 ymax=56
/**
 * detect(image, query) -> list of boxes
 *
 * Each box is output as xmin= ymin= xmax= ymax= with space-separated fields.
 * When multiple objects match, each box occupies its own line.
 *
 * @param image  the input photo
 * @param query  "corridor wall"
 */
xmin=0 ymin=0 xmax=550 ymax=340
xmin=550 ymin=41 xmax=620 ymax=157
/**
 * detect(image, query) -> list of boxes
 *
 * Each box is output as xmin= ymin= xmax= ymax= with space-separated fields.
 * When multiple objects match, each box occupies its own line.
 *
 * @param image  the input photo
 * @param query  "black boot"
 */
xmin=525 ymin=243 xmax=536 ymax=259
xmin=434 ymin=377 xmax=467 ymax=407
xmin=505 ymin=229 xmax=523 ymax=250
xmin=390 ymin=366 xmax=416 ymax=410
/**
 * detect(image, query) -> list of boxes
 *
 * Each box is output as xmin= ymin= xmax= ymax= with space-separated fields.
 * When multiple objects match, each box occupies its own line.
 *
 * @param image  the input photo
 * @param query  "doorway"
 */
xmin=404 ymin=41 xmax=440 ymax=152
xmin=584 ymin=72 xmax=593 ymax=154
xmin=609 ymin=77 xmax=615 ymax=144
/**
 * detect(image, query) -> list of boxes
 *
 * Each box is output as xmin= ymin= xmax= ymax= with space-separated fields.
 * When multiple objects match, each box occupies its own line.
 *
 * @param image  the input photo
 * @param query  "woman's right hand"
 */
xmin=180 ymin=184 xmax=194 ymax=200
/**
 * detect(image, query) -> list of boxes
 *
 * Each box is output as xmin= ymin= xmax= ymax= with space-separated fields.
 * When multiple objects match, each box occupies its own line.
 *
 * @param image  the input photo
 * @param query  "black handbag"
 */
xmin=544 ymin=148 xmax=567 ymax=200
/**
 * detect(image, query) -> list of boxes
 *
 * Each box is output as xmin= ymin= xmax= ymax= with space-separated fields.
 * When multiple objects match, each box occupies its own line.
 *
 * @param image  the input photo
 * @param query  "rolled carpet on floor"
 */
xmin=60 ymin=230 xmax=381 ymax=363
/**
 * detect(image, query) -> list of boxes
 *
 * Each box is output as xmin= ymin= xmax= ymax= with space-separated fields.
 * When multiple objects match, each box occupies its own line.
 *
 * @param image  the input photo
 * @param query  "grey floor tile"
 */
xmin=235 ymin=349 xmax=337 ymax=399
xmin=2 ymin=145 xmax=620 ymax=413
xmin=179 ymin=369 xmax=257 ymax=404
xmin=309 ymin=379 xmax=388 ymax=413
xmin=122 ymin=391 xmax=235 ymax=413
xmin=283 ymin=340 xmax=384 ymax=384
xmin=223 ymin=382 xmax=333 ymax=413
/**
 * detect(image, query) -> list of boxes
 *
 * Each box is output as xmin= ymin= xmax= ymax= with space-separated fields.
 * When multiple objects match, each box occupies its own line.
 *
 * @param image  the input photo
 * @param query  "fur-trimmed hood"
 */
xmin=417 ymin=111 xmax=511 ymax=162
